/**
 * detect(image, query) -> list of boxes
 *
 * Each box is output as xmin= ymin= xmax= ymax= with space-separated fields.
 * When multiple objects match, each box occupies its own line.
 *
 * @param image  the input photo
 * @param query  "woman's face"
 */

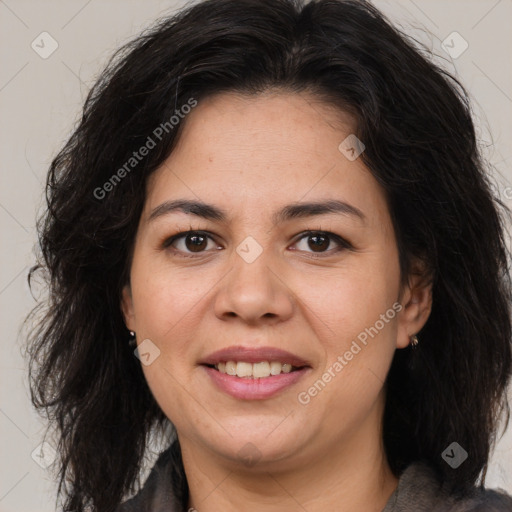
xmin=122 ymin=91 xmax=428 ymax=471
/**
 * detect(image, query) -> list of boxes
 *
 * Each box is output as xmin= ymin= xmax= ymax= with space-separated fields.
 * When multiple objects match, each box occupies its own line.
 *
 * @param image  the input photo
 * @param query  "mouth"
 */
xmin=202 ymin=363 xmax=310 ymax=400
xmin=200 ymin=345 xmax=311 ymax=369
xmin=199 ymin=346 xmax=311 ymax=400
xmin=203 ymin=361 xmax=306 ymax=378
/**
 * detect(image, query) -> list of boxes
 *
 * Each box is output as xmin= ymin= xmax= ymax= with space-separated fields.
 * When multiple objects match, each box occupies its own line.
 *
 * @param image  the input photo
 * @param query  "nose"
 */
xmin=213 ymin=245 xmax=294 ymax=326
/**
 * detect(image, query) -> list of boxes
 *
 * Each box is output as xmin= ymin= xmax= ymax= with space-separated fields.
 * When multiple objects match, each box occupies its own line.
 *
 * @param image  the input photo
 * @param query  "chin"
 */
xmin=202 ymin=425 xmax=308 ymax=468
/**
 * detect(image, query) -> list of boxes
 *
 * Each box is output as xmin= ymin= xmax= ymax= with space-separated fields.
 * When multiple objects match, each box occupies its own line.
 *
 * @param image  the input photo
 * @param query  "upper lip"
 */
xmin=200 ymin=345 xmax=310 ymax=367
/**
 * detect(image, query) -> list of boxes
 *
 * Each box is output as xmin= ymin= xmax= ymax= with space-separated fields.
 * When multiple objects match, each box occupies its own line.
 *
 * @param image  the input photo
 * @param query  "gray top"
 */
xmin=117 ymin=447 xmax=512 ymax=511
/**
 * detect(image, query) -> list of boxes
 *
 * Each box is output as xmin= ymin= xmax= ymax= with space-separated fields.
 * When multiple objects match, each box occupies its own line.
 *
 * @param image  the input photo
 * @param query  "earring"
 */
xmin=128 ymin=330 xmax=137 ymax=348
xmin=410 ymin=334 xmax=419 ymax=348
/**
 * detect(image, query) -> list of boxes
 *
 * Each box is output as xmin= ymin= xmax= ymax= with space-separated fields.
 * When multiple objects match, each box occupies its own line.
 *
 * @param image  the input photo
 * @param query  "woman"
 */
xmin=26 ymin=0 xmax=512 ymax=511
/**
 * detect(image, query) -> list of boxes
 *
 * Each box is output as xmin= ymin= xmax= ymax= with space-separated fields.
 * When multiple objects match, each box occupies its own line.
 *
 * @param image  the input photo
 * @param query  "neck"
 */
xmin=181 ymin=398 xmax=398 ymax=511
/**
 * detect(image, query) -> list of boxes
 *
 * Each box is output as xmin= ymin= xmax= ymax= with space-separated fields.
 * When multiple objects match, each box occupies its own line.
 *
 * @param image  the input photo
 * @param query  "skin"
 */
xmin=121 ymin=90 xmax=432 ymax=511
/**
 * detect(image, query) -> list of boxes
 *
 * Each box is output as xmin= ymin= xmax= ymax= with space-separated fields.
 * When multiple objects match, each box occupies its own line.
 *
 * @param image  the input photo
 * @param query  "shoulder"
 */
xmin=116 ymin=446 xmax=183 ymax=512
xmin=116 ymin=452 xmax=512 ymax=512
xmin=384 ymin=461 xmax=512 ymax=512
xmin=448 ymin=490 xmax=512 ymax=512
xmin=444 ymin=485 xmax=512 ymax=512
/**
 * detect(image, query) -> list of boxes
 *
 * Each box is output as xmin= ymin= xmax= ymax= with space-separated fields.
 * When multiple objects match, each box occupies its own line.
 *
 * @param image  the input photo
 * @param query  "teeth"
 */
xmin=225 ymin=361 xmax=237 ymax=376
xmin=253 ymin=361 xmax=270 ymax=378
xmin=236 ymin=362 xmax=252 ymax=378
xmin=214 ymin=361 xmax=297 ymax=378
xmin=270 ymin=361 xmax=282 ymax=375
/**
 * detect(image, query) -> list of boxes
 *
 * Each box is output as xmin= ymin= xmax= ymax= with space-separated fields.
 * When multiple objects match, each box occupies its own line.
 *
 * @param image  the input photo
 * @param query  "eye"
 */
xmin=163 ymin=230 xmax=220 ymax=257
xmin=292 ymin=230 xmax=352 ymax=257
xmin=163 ymin=229 xmax=352 ymax=259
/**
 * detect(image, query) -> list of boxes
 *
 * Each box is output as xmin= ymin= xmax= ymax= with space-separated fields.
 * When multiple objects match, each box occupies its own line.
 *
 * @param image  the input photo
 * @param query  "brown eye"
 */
xmin=293 ymin=231 xmax=352 ymax=256
xmin=184 ymin=233 xmax=208 ymax=252
xmin=307 ymin=233 xmax=330 ymax=252
xmin=164 ymin=229 xmax=351 ymax=259
xmin=164 ymin=230 xmax=218 ymax=256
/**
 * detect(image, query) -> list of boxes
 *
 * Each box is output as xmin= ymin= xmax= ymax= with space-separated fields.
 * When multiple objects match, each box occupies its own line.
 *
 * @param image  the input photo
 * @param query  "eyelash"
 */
xmin=162 ymin=227 xmax=353 ymax=259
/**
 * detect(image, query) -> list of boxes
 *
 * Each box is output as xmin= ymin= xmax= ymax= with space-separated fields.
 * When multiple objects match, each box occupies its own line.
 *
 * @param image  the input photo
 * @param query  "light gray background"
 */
xmin=1 ymin=1 xmax=511 ymax=511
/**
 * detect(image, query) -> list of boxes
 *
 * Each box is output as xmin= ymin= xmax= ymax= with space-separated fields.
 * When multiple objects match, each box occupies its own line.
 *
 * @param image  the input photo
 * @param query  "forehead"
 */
xmin=160 ymin=90 xmax=356 ymax=166
xmin=144 ymin=91 xmax=388 ymax=227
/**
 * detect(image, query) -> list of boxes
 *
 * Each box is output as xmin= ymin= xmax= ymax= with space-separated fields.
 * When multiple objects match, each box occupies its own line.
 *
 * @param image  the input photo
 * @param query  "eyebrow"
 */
xmin=148 ymin=198 xmax=366 ymax=225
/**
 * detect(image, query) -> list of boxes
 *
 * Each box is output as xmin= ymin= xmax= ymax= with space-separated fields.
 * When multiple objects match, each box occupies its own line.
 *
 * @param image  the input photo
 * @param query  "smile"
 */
xmin=212 ymin=360 xmax=303 ymax=378
xmin=202 ymin=363 xmax=310 ymax=400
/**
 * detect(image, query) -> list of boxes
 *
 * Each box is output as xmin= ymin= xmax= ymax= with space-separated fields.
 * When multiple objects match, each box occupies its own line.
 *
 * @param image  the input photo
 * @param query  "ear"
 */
xmin=121 ymin=283 xmax=136 ymax=332
xmin=396 ymin=259 xmax=433 ymax=349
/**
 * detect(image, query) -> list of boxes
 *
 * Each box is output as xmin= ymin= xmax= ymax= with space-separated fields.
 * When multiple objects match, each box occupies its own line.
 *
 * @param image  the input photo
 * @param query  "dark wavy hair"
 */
xmin=25 ymin=0 xmax=512 ymax=510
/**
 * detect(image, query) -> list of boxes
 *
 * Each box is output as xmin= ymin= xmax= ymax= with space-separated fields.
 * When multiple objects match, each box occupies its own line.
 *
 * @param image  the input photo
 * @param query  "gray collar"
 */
xmin=118 ymin=448 xmax=512 ymax=512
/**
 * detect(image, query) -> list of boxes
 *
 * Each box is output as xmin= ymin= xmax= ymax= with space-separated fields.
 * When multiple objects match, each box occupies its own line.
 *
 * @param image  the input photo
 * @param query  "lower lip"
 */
xmin=202 ymin=365 xmax=310 ymax=400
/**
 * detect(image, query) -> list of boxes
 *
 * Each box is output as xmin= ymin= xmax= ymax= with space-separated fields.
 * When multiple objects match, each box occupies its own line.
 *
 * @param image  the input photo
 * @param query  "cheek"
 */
xmin=307 ymin=260 xmax=398 ymax=337
xmin=131 ymin=264 xmax=206 ymax=421
xmin=301 ymin=258 xmax=399 ymax=397
xmin=130 ymin=253 xmax=214 ymax=340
